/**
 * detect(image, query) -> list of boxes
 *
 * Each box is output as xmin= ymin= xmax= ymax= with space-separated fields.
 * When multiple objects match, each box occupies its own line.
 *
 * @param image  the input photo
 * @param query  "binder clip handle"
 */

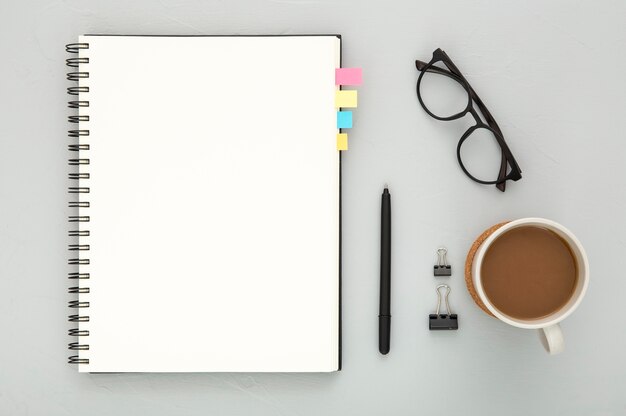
xmin=429 ymin=284 xmax=458 ymax=330
xmin=435 ymin=284 xmax=451 ymax=316
xmin=434 ymin=247 xmax=451 ymax=276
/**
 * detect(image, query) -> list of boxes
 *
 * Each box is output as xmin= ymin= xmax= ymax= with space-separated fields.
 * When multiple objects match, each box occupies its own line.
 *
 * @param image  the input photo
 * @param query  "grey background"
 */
xmin=1 ymin=0 xmax=625 ymax=415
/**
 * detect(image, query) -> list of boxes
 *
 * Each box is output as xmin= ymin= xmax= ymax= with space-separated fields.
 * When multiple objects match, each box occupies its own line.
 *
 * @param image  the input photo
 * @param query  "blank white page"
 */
xmin=76 ymin=36 xmax=341 ymax=372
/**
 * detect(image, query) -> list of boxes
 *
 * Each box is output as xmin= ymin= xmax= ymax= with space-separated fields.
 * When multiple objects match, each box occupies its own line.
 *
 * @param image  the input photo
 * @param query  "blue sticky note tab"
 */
xmin=337 ymin=111 xmax=353 ymax=128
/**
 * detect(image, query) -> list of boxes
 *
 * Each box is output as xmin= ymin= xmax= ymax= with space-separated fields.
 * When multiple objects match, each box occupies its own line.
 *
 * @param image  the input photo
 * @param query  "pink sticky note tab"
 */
xmin=335 ymin=68 xmax=362 ymax=86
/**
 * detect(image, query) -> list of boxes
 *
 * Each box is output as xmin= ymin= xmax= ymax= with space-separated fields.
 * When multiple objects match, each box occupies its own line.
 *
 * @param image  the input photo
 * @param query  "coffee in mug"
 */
xmin=480 ymin=225 xmax=578 ymax=320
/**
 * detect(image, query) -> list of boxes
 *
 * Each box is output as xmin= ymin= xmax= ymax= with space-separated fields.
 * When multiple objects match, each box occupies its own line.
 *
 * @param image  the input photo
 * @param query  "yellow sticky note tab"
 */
xmin=337 ymin=133 xmax=348 ymax=151
xmin=335 ymin=90 xmax=358 ymax=108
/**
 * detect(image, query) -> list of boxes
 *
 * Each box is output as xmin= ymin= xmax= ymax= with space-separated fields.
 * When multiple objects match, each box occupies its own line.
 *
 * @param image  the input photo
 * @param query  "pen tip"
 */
xmin=384 ymin=183 xmax=388 ymax=189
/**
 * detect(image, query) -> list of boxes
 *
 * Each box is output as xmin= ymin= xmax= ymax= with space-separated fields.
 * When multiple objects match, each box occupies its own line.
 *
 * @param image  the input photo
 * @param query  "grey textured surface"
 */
xmin=1 ymin=0 xmax=625 ymax=415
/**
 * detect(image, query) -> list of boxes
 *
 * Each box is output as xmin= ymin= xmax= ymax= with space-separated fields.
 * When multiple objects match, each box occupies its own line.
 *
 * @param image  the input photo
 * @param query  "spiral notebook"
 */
xmin=67 ymin=35 xmax=342 ymax=372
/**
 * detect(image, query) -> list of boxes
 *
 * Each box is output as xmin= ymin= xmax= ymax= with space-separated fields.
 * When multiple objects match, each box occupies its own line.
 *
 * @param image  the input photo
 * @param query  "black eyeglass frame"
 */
xmin=415 ymin=48 xmax=522 ymax=192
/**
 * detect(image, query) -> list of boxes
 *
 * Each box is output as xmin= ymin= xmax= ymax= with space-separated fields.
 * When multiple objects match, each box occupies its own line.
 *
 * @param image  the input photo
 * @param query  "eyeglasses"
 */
xmin=415 ymin=48 xmax=522 ymax=192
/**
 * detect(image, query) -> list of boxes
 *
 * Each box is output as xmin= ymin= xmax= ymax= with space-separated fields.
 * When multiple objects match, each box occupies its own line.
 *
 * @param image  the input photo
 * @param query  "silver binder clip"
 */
xmin=429 ymin=284 xmax=458 ymax=330
xmin=434 ymin=247 xmax=451 ymax=276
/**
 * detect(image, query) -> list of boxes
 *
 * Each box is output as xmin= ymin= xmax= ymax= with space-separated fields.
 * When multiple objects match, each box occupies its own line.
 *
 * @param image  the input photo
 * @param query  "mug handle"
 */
xmin=539 ymin=324 xmax=564 ymax=354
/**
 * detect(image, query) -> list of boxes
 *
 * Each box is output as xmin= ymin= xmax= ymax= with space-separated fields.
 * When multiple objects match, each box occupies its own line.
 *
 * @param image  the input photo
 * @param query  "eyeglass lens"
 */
xmin=417 ymin=67 xmax=469 ymax=119
xmin=459 ymin=126 xmax=508 ymax=183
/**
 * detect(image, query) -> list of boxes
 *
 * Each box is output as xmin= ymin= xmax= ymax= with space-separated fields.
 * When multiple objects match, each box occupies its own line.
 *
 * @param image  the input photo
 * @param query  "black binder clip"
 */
xmin=434 ymin=247 xmax=451 ymax=276
xmin=429 ymin=284 xmax=458 ymax=330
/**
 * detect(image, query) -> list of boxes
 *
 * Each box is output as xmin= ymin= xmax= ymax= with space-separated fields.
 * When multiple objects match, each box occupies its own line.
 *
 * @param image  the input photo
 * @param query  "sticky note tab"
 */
xmin=335 ymin=90 xmax=358 ymax=108
xmin=336 ymin=68 xmax=362 ymax=86
xmin=337 ymin=111 xmax=353 ymax=128
xmin=336 ymin=133 xmax=348 ymax=151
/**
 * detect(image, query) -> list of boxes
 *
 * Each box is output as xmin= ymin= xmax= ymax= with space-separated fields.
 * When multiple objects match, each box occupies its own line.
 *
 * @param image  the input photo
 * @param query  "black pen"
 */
xmin=379 ymin=186 xmax=391 ymax=355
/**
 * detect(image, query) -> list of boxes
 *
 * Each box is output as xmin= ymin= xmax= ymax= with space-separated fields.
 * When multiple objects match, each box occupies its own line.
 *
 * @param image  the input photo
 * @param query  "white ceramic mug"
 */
xmin=471 ymin=218 xmax=589 ymax=354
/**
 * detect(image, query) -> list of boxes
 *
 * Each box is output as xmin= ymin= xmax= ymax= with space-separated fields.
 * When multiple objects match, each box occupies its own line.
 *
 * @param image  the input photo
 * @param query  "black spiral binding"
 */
xmin=67 ymin=42 xmax=90 ymax=365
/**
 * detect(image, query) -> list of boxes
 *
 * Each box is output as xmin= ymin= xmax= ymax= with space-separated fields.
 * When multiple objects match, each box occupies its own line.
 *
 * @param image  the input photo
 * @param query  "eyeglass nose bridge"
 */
xmin=467 ymin=108 xmax=484 ymax=125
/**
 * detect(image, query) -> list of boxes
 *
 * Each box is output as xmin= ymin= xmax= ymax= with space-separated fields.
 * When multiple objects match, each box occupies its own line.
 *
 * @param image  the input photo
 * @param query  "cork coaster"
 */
xmin=464 ymin=222 xmax=510 ymax=317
